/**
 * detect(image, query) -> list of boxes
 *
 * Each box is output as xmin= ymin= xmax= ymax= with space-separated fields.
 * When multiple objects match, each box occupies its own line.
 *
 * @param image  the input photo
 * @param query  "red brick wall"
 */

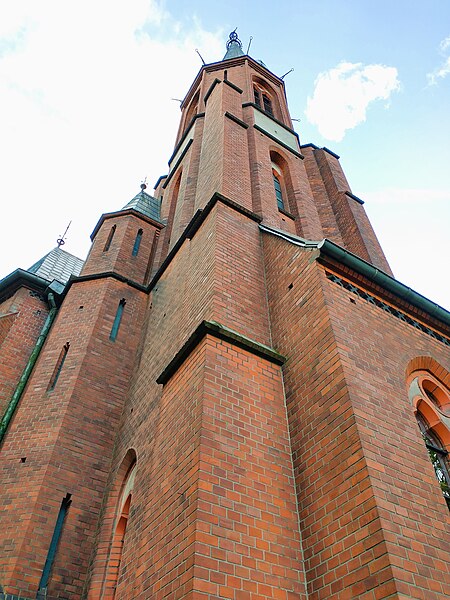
xmin=88 ymin=333 xmax=308 ymax=600
xmin=0 ymin=288 xmax=49 ymax=418
xmin=323 ymin=269 xmax=450 ymax=598
xmin=159 ymin=58 xmax=391 ymax=279
xmin=0 ymin=278 xmax=148 ymax=598
xmin=262 ymin=231 xmax=450 ymax=599
xmin=83 ymin=214 xmax=160 ymax=284
xmin=313 ymin=148 xmax=392 ymax=274
xmin=86 ymin=202 xmax=277 ymax=597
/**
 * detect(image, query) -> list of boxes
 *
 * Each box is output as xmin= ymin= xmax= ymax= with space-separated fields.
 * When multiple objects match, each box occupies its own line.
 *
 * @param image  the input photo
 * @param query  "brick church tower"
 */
xmin=1 ymin=32 xmax=449 ymax=600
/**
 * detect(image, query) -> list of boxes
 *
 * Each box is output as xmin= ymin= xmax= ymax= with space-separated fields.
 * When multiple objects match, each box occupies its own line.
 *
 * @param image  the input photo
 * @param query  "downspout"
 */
xmin=0 ymin=292 xmax=57 ymax=444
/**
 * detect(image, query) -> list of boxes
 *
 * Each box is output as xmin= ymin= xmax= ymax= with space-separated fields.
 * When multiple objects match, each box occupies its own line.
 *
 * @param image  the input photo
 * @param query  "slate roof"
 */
xmin=223 ymin=39 xmax=245 ymax=60
xmin=28 ymin=247 xmax=84 ymax=285
xmin=121 ymin=189 xmax=161 ymax=222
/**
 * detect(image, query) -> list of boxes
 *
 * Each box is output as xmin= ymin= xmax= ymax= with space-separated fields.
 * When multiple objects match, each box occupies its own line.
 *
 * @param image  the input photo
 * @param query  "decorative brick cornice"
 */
xmin=225 ymin=111 xmax=248 ymax=129
xmin=253 ymin=124 xmax=304 ymax=159
xmin=156 ymin=320 xmax=285 ymax=385
xmin=204 ymin=78 xmax=221 ymax=105
xmin=67 ymin=272 xmax=148 ymax=294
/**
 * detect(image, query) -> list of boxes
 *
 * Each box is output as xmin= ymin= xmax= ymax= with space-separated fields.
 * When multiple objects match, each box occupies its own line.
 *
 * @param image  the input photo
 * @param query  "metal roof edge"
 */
xmin=259 ymin=224 xmax=450 ymax=329
xmin=318 ymin=239 xmax=450 ymax=328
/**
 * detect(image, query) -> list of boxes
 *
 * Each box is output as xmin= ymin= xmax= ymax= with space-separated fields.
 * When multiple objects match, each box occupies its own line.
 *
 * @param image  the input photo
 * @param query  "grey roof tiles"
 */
xmin=28 ymin=247 xmax=84 ymax=285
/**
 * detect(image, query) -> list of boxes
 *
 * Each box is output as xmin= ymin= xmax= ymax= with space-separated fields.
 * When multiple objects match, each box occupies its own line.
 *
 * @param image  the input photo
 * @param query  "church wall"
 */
xmin=302 ymin=145 xmax=346 ymax=245
xmin=313 ymin=148 xmax=392 ymax=275
xmin=86 ymin=201 xmax=277 ymax=597
xmin=322 ymin=270 xmax=450 ymax=598
xmin=82 ymin=214 xmax=160 ymax=285
xmin=262 ymin=234 xmax=394 ymax=600
xmin=0 ymin=278 xmax=147 ymax=598
xmin=262 ymin=231 xmax=450 ymax=599
xmin=0 ymin=288 xmax=49 ymax=418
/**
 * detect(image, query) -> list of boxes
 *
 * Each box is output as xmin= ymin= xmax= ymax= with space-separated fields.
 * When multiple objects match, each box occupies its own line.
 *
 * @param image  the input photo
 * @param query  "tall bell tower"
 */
xmin=1 ymin=32 xmax=449 ymax=600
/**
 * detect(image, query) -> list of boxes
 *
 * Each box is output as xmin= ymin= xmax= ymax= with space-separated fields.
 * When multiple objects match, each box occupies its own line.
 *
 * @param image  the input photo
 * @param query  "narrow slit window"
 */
xmin=48 ymin=342 xmax=70 ymax=391
xmin=132 ymin=229 xmax=143 ymax=257
xmin=104 ymin=225 xmax=116 ymax=252
xmin=110 ymin=299 xmax=126 ymax=341
xmin=273 ymin=173 xmax=284 ymax=210
xmin=38 ymin=493 xmax=72 ymax=595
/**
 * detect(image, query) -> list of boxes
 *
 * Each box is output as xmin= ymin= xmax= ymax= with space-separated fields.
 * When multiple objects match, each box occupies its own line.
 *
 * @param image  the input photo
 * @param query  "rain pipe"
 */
xmin=0 ymin=292 xmax=57 ymax=444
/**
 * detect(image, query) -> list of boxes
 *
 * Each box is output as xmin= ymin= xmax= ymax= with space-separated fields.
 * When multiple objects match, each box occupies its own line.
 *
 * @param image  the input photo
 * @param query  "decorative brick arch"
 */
xmin=406 ymin=358 xmax=450 ymax=508
xmin=253 ymin=75 xmax=282 ymax=121
xmin=406 ymin=355 xmax=450 ymax=389
xmin=86 ymin=449 xmax=137 ymax=599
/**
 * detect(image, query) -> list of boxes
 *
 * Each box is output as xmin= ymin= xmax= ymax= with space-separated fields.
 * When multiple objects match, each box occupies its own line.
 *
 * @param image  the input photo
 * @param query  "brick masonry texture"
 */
xmin=262 ymin=232 xmax=450 ymax=599
xmin=1 ymin=47 xmax=449 ymax=600
xmin=0 ymin=288 xmax=48 ymax=417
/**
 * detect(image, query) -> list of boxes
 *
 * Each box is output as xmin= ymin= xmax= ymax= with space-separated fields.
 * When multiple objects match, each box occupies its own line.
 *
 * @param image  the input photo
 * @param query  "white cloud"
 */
xmin=305 ymin=62 xmax=400 ymax=141
xmin=427 ymin=34 xmax=450 ymax=85
xmin=439 ymin=36 xmax=450 ymax=53
xmin=0 ymin=1 xmax=223 ymax=276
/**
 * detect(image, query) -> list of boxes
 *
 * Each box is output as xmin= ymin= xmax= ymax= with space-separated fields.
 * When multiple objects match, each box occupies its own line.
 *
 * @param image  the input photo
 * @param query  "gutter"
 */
xmin=259 ymin=224 xmax=450 ymax=329
xmin=317 ymin=239 xmax=450 ymax=328
xmin=0 ymin=292 xmax=58 ymax=444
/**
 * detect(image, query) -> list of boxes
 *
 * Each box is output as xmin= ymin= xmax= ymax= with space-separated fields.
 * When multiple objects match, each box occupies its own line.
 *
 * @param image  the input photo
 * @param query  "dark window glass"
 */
xmin=263 ymin=94 xmax=273 ymax=116
xmin=254 ymin=88 xmax=261 ymax=107
xmin=38 ymin=494 xmax=72 ymax=594
xmin=132 ymin=229 xmax=143 ymax=257
xmin=417 ymin=413 xmax=450 ymax=508
xmin=273 ymin=173 xmax=284 ymax=210
xmin=110 ymin=299 xmax=126 ymax=341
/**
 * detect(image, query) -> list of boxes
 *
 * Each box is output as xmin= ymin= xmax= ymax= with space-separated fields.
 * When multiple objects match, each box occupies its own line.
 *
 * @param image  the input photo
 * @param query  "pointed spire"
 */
xmin=121 ymin=182 xmax=162 ymax=223
xmin=223 ymin=29 xmax=244 ymax=60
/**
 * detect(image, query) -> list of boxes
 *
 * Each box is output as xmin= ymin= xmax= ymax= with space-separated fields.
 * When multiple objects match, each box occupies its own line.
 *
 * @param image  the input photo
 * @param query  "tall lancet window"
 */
xmin=410 ymin=370 xmax=450 ymax=510
xmin=271 ymin=162 xmax=286 ymax=211
xmin=106 ymin=461 xmax=137 ymax=598
xmin=273 ymin=172 xmax=284 ymax=211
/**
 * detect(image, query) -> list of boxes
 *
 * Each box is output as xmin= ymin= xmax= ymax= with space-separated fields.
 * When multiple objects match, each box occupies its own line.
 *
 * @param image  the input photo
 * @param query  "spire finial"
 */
xmin=223 ymin=29 xmax=245 ymax=60
xmin=140 ymin=177 xmax=147 ymax=192
xmin=226 ymin=29 xmax=242 ymax=51
xmin=57 ymin=221 xmax=72 ymax=248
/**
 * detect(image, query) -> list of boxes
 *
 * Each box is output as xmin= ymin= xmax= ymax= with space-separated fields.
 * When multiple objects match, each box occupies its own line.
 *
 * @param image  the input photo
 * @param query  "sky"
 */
xmin=0 ymin=0 xmax=449 ymax=310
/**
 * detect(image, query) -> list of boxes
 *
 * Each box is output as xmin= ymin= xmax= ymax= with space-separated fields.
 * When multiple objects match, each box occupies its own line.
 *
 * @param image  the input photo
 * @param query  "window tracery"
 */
xmin=410 ymin=370 xmax=450 ymax=509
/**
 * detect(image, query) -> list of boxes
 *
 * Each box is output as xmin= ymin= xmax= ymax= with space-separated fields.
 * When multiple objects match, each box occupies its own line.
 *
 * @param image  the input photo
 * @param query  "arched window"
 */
xmin=105 ymin=461 xmax=136 ymax=598
xmin=253 ymin=77 xmax=281 ymax=120
xmin=270 ymin=151 xmax=291 ymax=213
xmin=410 ymin=371 xmax=450 ymax=509
xmin=272 ymin=167 xmax=285 ymax=211
xmin=254 ymin=85 xmax=273 ymax=117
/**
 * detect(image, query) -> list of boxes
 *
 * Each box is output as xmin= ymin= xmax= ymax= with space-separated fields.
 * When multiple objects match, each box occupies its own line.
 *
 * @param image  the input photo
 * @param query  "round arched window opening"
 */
xmin=421 ymin=378 xmax=449 ymax=415
xmin=415 ymin=408 xmax=450 ymax=507
xmin=105 ymin=461 xmax=137 ymax=598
